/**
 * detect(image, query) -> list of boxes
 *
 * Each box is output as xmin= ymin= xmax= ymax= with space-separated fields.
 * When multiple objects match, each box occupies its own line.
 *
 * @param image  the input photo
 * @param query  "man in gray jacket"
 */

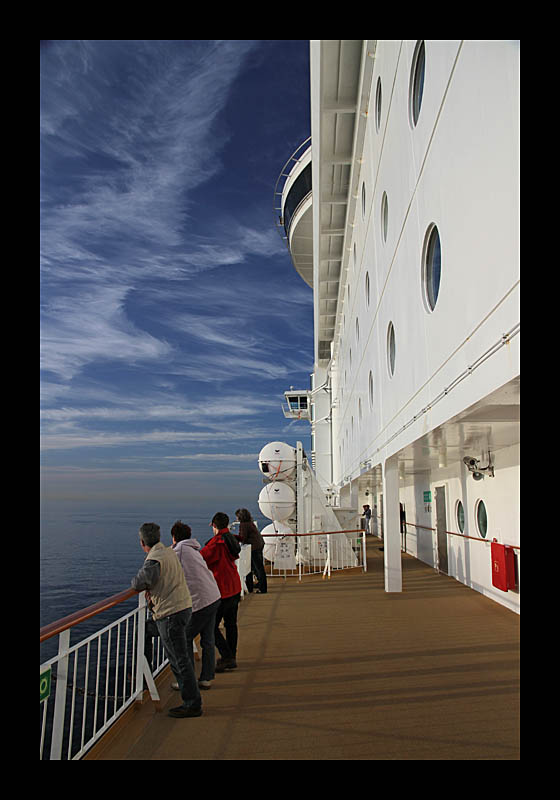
xmin=131 ymin=522 xmax=202 ymax=718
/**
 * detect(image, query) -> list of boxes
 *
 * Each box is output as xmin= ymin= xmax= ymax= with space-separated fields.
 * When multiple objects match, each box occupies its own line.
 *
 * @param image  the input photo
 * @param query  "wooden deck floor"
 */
xmin=85 ymin=538 xmax=520 ymax=760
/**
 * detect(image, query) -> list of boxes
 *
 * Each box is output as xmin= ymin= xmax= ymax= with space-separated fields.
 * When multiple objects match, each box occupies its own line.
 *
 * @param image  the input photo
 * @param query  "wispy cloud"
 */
xmin=41 ymin=41 xmax=264 ymax=383
xmin=40 ymin=41 xmax=313 ymax=479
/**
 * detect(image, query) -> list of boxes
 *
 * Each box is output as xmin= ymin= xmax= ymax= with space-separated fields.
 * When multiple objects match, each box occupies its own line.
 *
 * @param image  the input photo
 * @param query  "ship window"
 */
xmin=476 ymin=499 xmax=488 ymax=538
xmin=368 ymin=370 xmax=374 ymax=408
xmin=361 ymin=181 xmax=366 ymax=220
xmin=365 ymin=271 xmax=370 ymax=306
xmin=358 ymin=397 xmax=362 ymax=423
xmin=456 ymin=500 xmax=465 ymax=533
xmin=409 ymin=40 xmax=425 ymax=128
xmin=353 ymin=242 xmax=357 ymax=268
xmin=375 ymin=77 xmax=382 ymax=132
xmin=381 ymin=192 xmax=388 ymax=243
xmin=387 ymin=321 xmax=396 ymax=377
xmin=355 ymin=317 xmax=360 ymax=344
xmin=423 ymin=224 xmax=441 ymax=312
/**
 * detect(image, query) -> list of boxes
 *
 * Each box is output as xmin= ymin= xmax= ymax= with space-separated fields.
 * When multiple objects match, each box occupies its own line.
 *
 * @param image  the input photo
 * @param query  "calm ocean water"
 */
xmin=40 ymin=502 xmax=267 ymax=664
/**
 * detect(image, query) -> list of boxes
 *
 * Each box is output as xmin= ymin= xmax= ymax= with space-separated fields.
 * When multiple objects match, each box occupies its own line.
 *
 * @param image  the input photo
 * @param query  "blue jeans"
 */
xmin=156 ymin=608 xmax=201 ymax=710
xmin=187 ymin=599 xmax=220 ymax=682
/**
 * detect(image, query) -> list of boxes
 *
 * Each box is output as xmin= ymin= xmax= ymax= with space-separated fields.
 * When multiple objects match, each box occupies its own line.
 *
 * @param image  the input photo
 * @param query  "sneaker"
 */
xmin=168 ymin=705 xmax=203 ymax=718
xmin=198 ymin=680 xmax=212 ymax=690
xmin=171 ymin=681 xmax=179 ymax=691
xmin=215 ymin=658 xmax=237 ymax=673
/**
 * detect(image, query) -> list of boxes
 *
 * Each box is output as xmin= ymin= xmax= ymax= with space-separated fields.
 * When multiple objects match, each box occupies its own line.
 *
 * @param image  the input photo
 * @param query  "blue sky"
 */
xmin=40 ymin=40 xmax=313 ymax=509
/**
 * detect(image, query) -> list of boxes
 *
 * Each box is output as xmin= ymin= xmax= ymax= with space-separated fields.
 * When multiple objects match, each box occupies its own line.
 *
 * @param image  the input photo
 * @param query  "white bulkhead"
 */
xmin=279 ymin=40 xmax=520 ymax=612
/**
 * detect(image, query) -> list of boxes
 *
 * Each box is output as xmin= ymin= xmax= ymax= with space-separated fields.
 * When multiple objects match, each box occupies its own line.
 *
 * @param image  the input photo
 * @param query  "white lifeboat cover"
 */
xmin=260 ymin=521 xmax=295 ymax=565
xmin=258 ymin=481 xmax=296 ymax=521
xmin=258 ymin=441 xmax=296 ymax=481
xmin=260 ymin=521 xmax=293 ymax=545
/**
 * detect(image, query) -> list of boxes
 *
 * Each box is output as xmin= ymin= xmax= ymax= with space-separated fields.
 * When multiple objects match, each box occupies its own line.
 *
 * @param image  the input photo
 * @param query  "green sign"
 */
xmin=40 ymin=667 xmax=51 ymax=703
xmin=423 ymin=491 xmax=432 ymax=503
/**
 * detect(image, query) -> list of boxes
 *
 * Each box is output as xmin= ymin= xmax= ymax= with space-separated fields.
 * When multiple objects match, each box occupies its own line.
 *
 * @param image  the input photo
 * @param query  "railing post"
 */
xmin=362 ymin=530 xmax=367 ymax=572
xmin=135 ymin=592 xmax=146 ymax=702
xmin=50 ymin=629 xmax=70 ymax=760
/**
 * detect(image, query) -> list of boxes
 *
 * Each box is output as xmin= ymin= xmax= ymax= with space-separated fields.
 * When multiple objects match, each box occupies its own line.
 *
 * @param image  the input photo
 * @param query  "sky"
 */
xmin=40 ymin=40 xmax=313 ymax=511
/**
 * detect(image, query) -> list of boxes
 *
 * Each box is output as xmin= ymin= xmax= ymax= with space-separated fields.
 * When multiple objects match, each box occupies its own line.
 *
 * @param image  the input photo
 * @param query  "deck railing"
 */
xmin=40 ymin=589 xmax=168 ymax=761
xmin=39 ymin=529 xmax=365 ymax=760
xmin=262 ymin=529 xmax=366 ymax=579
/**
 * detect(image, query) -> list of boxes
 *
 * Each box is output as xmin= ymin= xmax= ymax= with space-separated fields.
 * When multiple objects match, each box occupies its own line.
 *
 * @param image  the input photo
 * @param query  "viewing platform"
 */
xmin=84 ymin=538 xmax=520 ymax=760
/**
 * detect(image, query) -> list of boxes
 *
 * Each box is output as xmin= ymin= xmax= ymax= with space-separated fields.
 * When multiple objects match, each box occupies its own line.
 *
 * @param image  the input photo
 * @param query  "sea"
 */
xmin=40 ymin=502 xmax=268 ymax=665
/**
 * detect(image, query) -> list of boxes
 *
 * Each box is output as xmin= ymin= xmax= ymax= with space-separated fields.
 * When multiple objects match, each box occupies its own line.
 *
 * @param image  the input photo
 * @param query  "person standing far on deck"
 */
xmin=362 ymin=504 xmax=372 ymax=535
xmin=200 ymin=512 xmax=241 ymax=673
xmin=235 ymin=508 xmax=267 ymax=594
xmin=131 ymin=522 xmax=202 ymax=719
xmin=171 ymin=520 xmax=221 ymax=690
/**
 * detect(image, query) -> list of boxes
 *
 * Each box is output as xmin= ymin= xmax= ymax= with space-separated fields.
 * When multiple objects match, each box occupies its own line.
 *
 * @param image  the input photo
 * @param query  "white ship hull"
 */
xmin=277 ymin=40 xmax=520 ymax=612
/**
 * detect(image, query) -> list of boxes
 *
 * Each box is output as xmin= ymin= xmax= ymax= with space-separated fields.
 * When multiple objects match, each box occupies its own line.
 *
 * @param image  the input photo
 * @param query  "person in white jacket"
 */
xmin=171 ymin=521 xmax=222 ymax=689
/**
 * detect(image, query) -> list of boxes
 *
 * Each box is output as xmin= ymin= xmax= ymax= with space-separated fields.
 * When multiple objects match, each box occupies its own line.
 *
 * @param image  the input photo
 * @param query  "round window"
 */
xmin=422 ymin=224 xmax=441 ymax=312
xmin=456 ymin=500 xmax=465 ymax=533
xmin=368 ymin=370 xmax=374 ymax=408
xmin=409 ymin=40 xmax=425 ymax=128
xmin=387 ymin=321 xmax=396 ymax=377
xmin=381 ymin=192 xmax=388 ymax=243
xmin=365 ymin=271 xmax=370 ymax=307
xmin=375 ymin=76 xmax=382 ymax=132
xmin=361 ymin=181 xmax=366 ymax=220
xmin=476 ymin=499 xmax=488 ymax=538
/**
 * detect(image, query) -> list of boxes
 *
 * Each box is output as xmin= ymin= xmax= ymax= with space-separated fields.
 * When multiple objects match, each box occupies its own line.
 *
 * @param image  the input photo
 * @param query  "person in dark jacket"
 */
xmin=235 ymin=508 xmax=268 ymax=594
xmin=200 ymin=512 xmax=241 ymax=672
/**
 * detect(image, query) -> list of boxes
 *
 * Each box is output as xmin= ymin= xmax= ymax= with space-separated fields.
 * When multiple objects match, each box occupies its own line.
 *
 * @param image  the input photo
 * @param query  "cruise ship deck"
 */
xmin=85 ymin=538 xmax=520 ymax=760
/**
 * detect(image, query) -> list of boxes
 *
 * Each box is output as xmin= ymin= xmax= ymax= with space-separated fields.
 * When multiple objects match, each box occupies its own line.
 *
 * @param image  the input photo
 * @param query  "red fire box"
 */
xmin=491 ymin=539 xmax=516 ymax=592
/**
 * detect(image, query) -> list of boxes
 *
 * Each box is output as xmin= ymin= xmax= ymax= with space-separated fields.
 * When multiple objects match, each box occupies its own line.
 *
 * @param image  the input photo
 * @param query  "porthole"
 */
xmin=349 ymin=348 xmax=352 ymax=370
xmin=387 ymin=321 xmax=396 ymax=377
xmin=476 ymin=499 xmax=488 ymax=538
xmin=365 ymin=271 xmax=370 ymax=307
xmin=353 ymin=242 xmax=357 ymax=268
xmin=381 ymin=192 xmax=388 ymax=243
xmin=355 ymin=317 xmax=360 ymax=344
xmin=358 ymin=397 xmax=362 ymax=423
xmin=409 ymin=40 xmax=425 ymax=128
xmin=375 ymin=76 xmax=382 ymax=132
xmin=368 ymin=370 xmax=374 ymax=408
xmin=422 ymin=224 xmax=441 ymax=312
xmin=361 ymin=181 xmax=366 ymax=220
xmin=456 ymin=500 xmax=465 ymax=533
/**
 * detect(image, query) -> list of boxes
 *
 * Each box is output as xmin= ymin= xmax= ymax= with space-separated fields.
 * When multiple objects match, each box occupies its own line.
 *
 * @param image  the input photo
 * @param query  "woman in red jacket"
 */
xmin=200 ymin=512 xmax=241 ymax=672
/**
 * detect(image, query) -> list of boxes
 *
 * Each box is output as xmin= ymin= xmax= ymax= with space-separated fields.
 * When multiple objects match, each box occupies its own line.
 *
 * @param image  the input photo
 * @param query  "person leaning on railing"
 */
xmin=200 ymin=513 xmax=241 ymax=673
xmin=234 ymin=508 xmax=268 ymax=594
xmin=131 ymin=522 xmax=203 ymax=719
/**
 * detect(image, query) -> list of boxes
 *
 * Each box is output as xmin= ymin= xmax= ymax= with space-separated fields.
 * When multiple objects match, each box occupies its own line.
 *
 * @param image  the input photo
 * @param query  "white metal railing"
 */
xmin=272 ymin=136 xmax=312 ymax=242
xmin=40 ymin=530 xmax=365 ymax=758
xmin=40 ymin=591 xmax=167 ymax=760
xmin=262 ymin=529 xmax=366 ymax=580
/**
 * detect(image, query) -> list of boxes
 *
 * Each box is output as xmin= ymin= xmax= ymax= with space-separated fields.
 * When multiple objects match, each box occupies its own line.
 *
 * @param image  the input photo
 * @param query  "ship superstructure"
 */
xmin=276 ymin=40 xmax=520 ymax=612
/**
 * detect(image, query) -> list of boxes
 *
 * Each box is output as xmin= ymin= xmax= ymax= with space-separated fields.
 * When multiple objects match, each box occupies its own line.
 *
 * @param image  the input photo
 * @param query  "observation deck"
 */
xmin=274 ymin=138 xmax=313 ymax=287
xmin=84 ymin=538 xmax=520 ymax=760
